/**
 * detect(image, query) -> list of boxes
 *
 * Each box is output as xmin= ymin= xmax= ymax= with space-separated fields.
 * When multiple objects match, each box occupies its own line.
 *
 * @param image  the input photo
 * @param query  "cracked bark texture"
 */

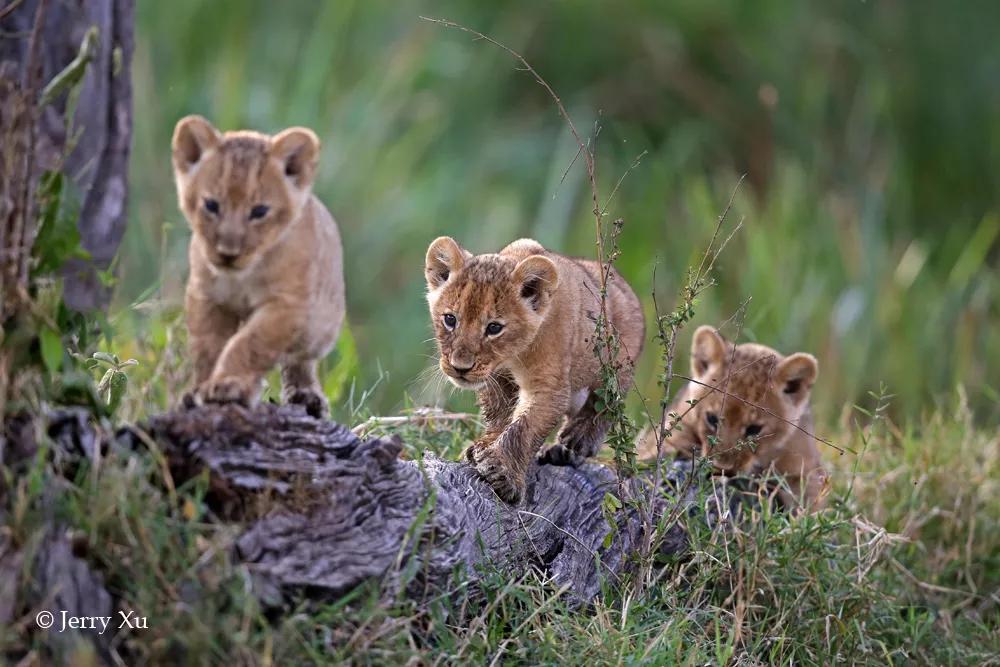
xmin=0 ymin=401 xmax=753 ymax=665
xmin=140 ymin=403 xmax=749 ymax=604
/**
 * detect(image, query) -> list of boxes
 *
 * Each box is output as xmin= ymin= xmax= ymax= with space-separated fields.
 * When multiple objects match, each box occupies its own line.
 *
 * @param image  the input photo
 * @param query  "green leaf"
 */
xmin=602 ymin=531 xmax=614 ymax=550
xmin=106 ymin=371 xmax=128 ymax=414
xmin=39 ymin=327 xmax=64 ymax=373
xmin=602 ymin=492 xmax=623 ymax=512
xmin=92 ymin=351 xmax=117 ymax=364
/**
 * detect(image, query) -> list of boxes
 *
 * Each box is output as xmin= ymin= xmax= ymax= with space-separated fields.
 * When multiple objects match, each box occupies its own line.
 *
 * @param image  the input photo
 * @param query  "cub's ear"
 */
xmin=425 ymin=237 xmax=466 ymax=290
xmin=513 ymin=255 xmax=558 ymax=312
xmin=172 ymin=115 xmax=220 ymax=176
xmin=502 ymin=238 xmax=546 ymax=255
xmin=271 ymin=127 xmax=320 ymax=189
xmin=691 ymin=325 xmax=726 ymax=378
xmin=775 ymin=353 xmax=818 ymax=406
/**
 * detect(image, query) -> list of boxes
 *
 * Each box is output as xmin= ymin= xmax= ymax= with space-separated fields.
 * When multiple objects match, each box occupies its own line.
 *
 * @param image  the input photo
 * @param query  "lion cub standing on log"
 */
xmin=425 ymin=237 xmax=645 ymax=504
xmin=638 ymin=326 xmax=829 ymax=510
xmin=172 ymin=115 xmax=345 ymax=417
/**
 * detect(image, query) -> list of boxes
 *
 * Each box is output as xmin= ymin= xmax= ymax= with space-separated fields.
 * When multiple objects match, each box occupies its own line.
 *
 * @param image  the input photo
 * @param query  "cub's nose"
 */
xmin=217 ymin=251 xmax=239 ymax=267
xmin=450 ymin=357 xmax=475 ymax=374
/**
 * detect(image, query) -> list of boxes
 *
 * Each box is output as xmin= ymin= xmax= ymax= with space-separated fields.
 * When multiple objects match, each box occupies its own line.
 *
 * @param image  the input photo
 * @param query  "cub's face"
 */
xmin=171 ymin=115 xmax=320 ymax=271
xmin=424 ymin=237 xmax=558 ymax=390
xmin=685 ymin=326 xmax=818 ymax=473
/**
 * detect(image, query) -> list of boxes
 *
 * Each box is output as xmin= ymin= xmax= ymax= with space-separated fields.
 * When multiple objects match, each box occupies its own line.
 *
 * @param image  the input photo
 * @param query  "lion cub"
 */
xmin=638 ymin=326 xmax=829 ymax=511
xmin=172 ymin=115 xmax=345 ymax=417
xmin=425 ymin=237 xmax=645 ymax=504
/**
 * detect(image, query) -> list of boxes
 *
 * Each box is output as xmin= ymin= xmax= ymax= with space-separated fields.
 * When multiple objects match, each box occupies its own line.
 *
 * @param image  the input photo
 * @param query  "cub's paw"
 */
xmin=537 ymin=442 xmax=585 ymax=467
xmin=199 ymin=376 xmax=258 ymax=407
xmin=472 ymin=447 xmax=525 ymax=505
xmin=550 ymin=418 xmax=605 ymax=465
xmin=286 ymin=388 xmax=328 ymax=419
xmin=464 ymin=434 xmax=500 ymax=465
xmin=180 ymin=390 xmax=199 ymax=410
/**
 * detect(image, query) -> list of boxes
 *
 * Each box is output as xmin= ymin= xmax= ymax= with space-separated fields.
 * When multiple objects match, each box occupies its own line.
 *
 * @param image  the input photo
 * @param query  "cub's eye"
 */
xmin=744 ymin=424 xmax=762 ymax=438
xmin=485 ymin=321 xmax=504 ymax=336
xmin=249 ymin=204 xmax=270 ymax=220
xmin=442 ymin=313 xmax=457 ymax=330
xmin=705 ymin=412 xmax=719 ymax=429
xmin=204 ymin=198 xmax=220 ymax=215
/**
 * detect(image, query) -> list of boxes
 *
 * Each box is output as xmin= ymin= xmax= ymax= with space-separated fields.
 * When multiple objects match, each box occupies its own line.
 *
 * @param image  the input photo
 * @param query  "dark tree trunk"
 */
xmin=138 ymin=404 xmax=745 ymax=605
xmin=0 ymin=0 xmax=134 ymax=312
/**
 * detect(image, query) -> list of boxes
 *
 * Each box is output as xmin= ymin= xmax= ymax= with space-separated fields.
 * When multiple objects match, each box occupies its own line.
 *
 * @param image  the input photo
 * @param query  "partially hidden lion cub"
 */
xmin=172 ymin=115 xmax=345 ymax=417
xmin=425 ymin=237 xmax=645 ymax=504
xmin=638 ymin=326 xmax=829 ymax=511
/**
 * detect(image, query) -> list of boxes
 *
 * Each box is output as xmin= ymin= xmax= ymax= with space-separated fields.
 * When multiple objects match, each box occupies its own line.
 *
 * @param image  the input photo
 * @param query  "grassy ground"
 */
xmin=2 ymin=381 xmax=996 ymax=664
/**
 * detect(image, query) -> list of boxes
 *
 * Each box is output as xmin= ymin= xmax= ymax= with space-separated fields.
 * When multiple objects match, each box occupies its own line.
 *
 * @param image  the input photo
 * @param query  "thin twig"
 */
xmin=351 ymin=409 xmax=478 ymax=437
xmin=643 ymin=178 xmax=746 ymax=572
xmin=601 ymin=150 xmax=647 ymax=217
xmin=675 ymin=373 xmax=851 ymax=455
xmin=890 ymin=558 xmax=984 ymax=599
xmin=0 ymin=0 xmax=25 ymax=22
xmin=517 ymin=509 xmax=622 ymax=584
xmin=14 ymin=0 xmax=48 ymax=292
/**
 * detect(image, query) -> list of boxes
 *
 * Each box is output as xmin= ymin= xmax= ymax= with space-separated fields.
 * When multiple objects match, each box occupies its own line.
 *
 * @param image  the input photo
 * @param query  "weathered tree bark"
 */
xmin=138 ymin=403 xmax=746 ymax=605
xmin=0 ymin=402 xmax=751 ymax=663
xmin=0 ymin=0 xmax=134 ymax=312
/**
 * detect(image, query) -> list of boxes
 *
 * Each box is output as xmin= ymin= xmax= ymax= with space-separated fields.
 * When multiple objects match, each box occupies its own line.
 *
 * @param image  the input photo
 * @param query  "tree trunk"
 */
xmin=137 ymin=404 xmax=746 ymax=605
xmin=0 ymin=0 xmax=134 ymax=312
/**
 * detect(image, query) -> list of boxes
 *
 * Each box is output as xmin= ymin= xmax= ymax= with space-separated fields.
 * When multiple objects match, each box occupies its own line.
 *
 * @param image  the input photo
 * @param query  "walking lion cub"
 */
xmin=425 ymin=237 xmax=645 ymax=504
xmin=172 ymin=115 xmax=345 ymax=417
xmin=638 ymin=326 xmax=829 ymax=510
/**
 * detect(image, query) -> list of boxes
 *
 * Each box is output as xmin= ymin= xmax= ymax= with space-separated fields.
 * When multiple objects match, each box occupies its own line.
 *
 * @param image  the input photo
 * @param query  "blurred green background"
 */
xmin=119 ymin=0 xmax=999 ymax=425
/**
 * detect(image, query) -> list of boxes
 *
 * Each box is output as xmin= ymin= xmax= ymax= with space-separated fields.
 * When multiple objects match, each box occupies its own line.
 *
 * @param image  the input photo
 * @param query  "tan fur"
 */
xmin=172 ymin=115 xmax=345 ymax=417
xmin=425 ymin=237 xmax=645 ymax=504
xmin=638 ymin=326 xmax=829 ymax=511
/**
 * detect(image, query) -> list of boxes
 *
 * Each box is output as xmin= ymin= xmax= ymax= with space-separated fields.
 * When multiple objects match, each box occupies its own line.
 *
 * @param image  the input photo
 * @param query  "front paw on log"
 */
xmin=463 ymin=435 xmax=496 ymax=465
xmin=471 ymin=445 xmax=525 ymax=505
xmin=286 ymin=388 xmax=328 ymax=419
xmin=198 ymin=376 xmax=258 ymax=407
xmin=180 ymin=390 xmax=199 ymax=410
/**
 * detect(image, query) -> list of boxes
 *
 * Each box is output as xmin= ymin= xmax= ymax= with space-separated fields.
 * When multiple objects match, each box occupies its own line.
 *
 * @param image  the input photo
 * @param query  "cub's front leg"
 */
xmin=540 ymin=391 xmax=610 ymax=466
xmin=198 ymin=303 xmax=303 ymax=407
xmin=281 ymin=360 xmax=327 ymax=418
xmin=184 ymin=292 xmax=239 ymax=407
xmin=471 ymin=383 xmax=569 ymax=505
xmin=465 ymin=371 xmax=519 ymax=463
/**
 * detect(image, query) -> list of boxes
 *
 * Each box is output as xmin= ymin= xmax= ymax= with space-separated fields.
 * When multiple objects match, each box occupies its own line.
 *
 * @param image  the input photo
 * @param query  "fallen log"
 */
xmin=136 ymin=403 xmax=751 ymax=605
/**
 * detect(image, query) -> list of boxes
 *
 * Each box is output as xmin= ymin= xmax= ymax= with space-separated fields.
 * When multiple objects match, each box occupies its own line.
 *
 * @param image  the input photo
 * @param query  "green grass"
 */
xmin=118 ymin=0 xmax=1000 ymax=423
xmin=2 ymin=390 xmax=996 ymax=664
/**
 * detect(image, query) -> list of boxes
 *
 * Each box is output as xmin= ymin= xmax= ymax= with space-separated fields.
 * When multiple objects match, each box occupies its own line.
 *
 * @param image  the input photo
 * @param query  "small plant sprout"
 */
xmin=85 ymin=351 xmax=138 ymax=414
